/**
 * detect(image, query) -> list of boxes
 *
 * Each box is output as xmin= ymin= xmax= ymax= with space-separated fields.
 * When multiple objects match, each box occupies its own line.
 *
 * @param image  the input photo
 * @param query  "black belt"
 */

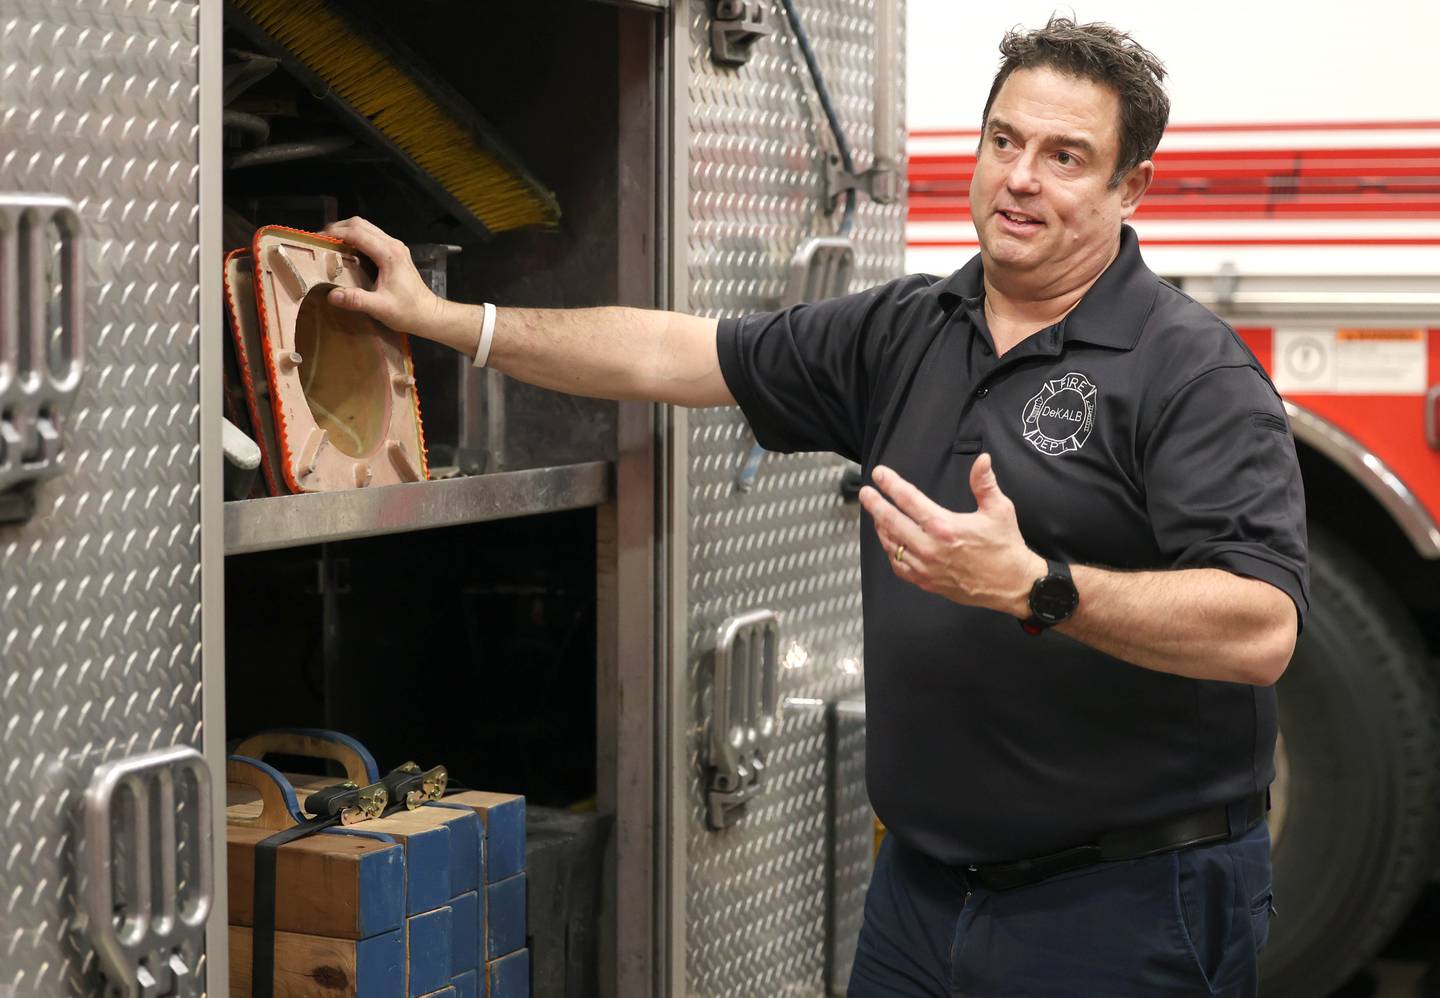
xmin=962 ymin=791 xmax=1268 ymax=892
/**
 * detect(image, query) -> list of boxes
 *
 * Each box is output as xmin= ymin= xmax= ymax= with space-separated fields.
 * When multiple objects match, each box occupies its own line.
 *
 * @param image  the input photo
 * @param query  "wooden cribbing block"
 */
xmin=449 ymin=890 xmax=480 ymax=975
xmin=227 ymin=825 xmax=405 ymax=940
xmin=236 ymin=728 xmax=380 ymax=785
xmin=484 ymin=874 xmax=526 ymax=962
xmin=450 ymin=970 xmax=478 ymax=998
xmin=439 ymin=792 xmax=526 ymax=883
xmin=406 ymin=905 xmax=453 ymax=998
xmin=485 ymin=949 xmax=529 ymax=998
xmin=286 ymin=775 xmax=481 ymax=905
xmin=359 ymin=810 xmax=454 ymax=915
xmin=229 ymin=924 xmax=404 ymax=998
xmin=226 ymin=781 xmax=270 ymax=824
xmin=423 ymin=802 xmax=482 ymax=896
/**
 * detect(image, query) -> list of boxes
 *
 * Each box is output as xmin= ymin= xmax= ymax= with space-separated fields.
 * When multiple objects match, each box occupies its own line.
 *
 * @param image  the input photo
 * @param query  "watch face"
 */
xmin=1032 ymin=575 xmax=1079 ymax=623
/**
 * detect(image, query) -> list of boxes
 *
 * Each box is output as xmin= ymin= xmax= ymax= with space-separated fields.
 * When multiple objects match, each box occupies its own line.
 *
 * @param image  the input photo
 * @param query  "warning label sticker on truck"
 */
xmin=1272 ymin=328 xmax=1427 ymax=395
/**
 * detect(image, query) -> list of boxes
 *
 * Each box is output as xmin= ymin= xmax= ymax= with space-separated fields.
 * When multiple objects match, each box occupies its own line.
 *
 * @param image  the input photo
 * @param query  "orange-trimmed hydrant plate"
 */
xmin=223 ymin=248 xmax=287 ymax=496
xmin=249 ymin=226 xmax=428 ymax=494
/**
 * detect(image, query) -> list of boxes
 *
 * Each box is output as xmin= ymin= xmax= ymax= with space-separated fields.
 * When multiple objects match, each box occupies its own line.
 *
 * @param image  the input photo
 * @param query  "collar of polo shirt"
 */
xmin=933 ymin=225 xmax=1160 ymax=353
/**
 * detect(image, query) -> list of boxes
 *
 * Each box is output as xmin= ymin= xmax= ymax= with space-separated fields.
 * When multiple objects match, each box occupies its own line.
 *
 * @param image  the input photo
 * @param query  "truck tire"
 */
xmin=1259 ymin=529 xmax=1440 ymax=997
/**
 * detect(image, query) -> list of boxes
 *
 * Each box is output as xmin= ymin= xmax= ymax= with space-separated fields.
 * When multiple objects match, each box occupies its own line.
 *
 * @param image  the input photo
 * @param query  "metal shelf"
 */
xmin=224 ymin=461 xmax=613 ymax=556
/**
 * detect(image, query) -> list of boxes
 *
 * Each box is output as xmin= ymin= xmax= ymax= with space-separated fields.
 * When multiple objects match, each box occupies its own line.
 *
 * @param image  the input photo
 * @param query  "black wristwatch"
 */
xmin=1021 ymin=559 xmax=1079 ymax=635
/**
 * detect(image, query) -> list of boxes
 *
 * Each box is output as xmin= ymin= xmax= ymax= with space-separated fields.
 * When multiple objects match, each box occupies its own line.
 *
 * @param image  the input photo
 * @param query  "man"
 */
xmin=323 ymin=17 xmax=1306 ymax=996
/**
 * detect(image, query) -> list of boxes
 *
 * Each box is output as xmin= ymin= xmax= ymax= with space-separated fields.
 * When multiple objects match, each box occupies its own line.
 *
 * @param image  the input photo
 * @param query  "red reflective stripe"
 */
xmin=909 ymin=149 xmax=1440 ymax=169
xmin=907 ymin=145 xmax=1440 ymax=222
xmin=906 ymin=238 xmax=1440 ymax=247
xmin=1165 ymin=119 xmax=1440 ymax=133
xmin=908 ymin=202 xmax=1440 ymax=221
xmin=909 ymin=120 xmax=1440 ymax=138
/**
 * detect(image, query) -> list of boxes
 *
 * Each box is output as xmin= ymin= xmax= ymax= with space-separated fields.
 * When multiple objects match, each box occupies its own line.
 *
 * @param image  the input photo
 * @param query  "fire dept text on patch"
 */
xmin=1022 ymin=372 xmax=1098 ymax=456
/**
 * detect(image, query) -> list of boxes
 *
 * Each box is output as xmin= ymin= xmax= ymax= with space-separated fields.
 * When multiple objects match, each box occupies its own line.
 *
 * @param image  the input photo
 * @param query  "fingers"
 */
xmin=327 ymin=285 xmax=382 ymax=313
xmin=871 ymin=465 xmax=950 ymax=525
xmin=322 ymin=216 xmax=405 ymax=267
xmin=968 ymin=452 xmax=1007 ymax=509
xmin=875 ymin=527 xmax=927 ymax=574
xmin=858 ymin=482 xmax=932 ymax=556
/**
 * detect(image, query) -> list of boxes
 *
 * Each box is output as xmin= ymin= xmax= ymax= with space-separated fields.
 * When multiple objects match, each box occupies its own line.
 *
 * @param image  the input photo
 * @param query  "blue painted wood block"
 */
xmin=406 ymin=905 xmax=453 ymax=998
xmin=484 ymin=874 xmax=526 ymax=961
xmin=425 ymin=803 xmax=481 ymax=896
xmin=354 ymin=926 xmax=406 ymax=998
xmin=451 ymin=969 xmax=478 ymax=998
xmin=235 ymin=924 xmax=406 ymax=998
xmin=485 ymin=948 xmax=529 ymax=998
xmin=443 ymin=792 xmax=525 ymax=883
xmin=366 ymin=812 xmax=453 ymax=915
xmin=449 ymin=890 xmax=479 ymax=975
xmin=324 ymin=827 xmax=408 ymax=938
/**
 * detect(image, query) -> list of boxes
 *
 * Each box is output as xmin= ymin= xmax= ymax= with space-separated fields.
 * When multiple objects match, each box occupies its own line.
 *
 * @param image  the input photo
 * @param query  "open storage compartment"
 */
xmin=217 ymin=2 xmax=668 ymax=994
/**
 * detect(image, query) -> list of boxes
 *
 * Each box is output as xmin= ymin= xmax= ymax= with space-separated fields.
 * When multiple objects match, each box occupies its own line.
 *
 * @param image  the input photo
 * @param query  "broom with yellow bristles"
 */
xmin=228 ymin=0 xmax=560 ymax=237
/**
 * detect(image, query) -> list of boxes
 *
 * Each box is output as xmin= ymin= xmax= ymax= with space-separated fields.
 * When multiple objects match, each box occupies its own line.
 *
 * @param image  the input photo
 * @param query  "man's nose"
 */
xmin=1005 ymin=149 xmax=1042 ymax=196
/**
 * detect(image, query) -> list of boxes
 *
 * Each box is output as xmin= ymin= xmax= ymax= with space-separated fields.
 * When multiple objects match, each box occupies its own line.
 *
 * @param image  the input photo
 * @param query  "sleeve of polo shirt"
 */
xmin=716 ymin=283 xmax=896 ymax=462
xmin=1142 ymin=364 xmax=1311 ymax=626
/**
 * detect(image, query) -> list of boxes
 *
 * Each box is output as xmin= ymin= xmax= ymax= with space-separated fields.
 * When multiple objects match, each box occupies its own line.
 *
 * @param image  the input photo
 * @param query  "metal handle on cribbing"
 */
xmin=82 ymin=746 xmax=213 ymax=998
xmin=706 ymin=609 xmax=781 ymax=829
xmin=0 ymin=193 xmax=85 ymax=523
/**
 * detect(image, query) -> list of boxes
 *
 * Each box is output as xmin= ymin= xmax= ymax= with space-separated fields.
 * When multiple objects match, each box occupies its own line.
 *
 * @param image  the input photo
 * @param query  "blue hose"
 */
xmin=778 ymin=0 xmax=857 ymax=236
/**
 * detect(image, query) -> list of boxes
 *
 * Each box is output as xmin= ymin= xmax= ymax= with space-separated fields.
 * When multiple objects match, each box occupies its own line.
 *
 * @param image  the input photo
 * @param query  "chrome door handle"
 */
xmin=706 ymin=609 xmax=780 ymax=829
xmin=82 ymin=746 xmax=213 ymax=998
xmin=0 ymin=193 xmax=85 ymax=523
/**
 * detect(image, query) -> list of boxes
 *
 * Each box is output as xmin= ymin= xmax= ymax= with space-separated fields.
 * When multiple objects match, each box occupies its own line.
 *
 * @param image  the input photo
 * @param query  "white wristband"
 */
xmin=472 ymin=302 xmax=497 ymax=368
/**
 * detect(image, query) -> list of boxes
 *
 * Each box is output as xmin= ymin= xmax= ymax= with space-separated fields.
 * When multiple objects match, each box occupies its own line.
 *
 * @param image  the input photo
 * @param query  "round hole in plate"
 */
xmin=293 ymin=284 xmax=389 ymax=459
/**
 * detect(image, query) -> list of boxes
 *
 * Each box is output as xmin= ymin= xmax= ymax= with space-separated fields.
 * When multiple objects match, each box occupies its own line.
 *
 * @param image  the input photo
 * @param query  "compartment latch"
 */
xmin=0 ymin=193 xmax=85 ymax=524
xmin=711 ymin=0 xmax=772 ymax=66
xmin=706 ymin=609 xmax=781 ymax=829
xmin=82 ymin=745 xmax=213 ymax=998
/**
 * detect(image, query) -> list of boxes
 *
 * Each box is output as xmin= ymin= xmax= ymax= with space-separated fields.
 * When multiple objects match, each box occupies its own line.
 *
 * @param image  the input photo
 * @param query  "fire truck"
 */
xmin=906 ymin=3 xmax=1440 ymax=995
xmin=0 ymin=0 xmax=902 ymax=994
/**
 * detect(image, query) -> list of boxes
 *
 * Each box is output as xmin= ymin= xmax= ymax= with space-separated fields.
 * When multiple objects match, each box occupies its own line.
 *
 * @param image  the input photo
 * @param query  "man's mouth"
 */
xmin=997 ymin=209 xmax=1043 ymax=226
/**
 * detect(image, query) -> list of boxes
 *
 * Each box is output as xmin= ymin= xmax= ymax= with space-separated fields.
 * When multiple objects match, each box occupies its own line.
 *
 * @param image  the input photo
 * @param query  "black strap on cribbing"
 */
xmin=252 ymin=814 xmax=341 ymax=998
xmin=250 ymin=770 xmax=466 ymax=994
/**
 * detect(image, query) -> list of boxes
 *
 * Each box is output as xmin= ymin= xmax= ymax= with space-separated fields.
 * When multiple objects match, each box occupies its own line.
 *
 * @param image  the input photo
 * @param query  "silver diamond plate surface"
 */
xmin=829 ymin=701 xmax=872 ymax=992
xmin=684 ymin=0 xmax=905 ymax=992
xmin=0 ymin=2 xmax=204 ymax=994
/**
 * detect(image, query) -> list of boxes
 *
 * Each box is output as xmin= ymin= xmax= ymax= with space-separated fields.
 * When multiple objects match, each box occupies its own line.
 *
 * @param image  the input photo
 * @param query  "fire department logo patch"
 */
xmin=1022 ymin=372 xmax=1097 ymax=456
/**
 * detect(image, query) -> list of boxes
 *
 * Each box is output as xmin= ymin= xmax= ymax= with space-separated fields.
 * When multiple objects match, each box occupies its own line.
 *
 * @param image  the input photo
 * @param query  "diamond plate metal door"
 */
xmin=679 ymin=0 xmax=905 ymax=993
xmin=0 ymin=2 xmax=209 ymax=994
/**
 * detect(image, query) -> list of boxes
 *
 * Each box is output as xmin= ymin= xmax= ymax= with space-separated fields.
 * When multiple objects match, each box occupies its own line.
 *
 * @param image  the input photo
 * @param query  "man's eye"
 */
xmin=1056 ymin=151 xmax=1075 ymax=166
xmin=994 ymin=136 xmax=1009 ymax=149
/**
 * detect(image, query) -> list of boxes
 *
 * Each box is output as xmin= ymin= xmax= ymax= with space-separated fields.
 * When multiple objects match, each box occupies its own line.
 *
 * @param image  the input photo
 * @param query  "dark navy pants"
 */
xmin=848 ymin=822 xmax=1273 ymax=997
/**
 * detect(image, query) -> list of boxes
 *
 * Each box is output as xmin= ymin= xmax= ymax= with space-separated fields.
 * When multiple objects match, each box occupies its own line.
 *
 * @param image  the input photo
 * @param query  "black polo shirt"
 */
xmin=716 ymin=225 xmax=1310 ymax=865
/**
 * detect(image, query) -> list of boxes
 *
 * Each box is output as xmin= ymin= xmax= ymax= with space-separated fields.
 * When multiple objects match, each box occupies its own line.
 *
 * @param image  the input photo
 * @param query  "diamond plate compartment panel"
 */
xmin=0 ymin=2 xmax=205 ymax=994
xmin=683 ymin=0 xmax=905 ymax=993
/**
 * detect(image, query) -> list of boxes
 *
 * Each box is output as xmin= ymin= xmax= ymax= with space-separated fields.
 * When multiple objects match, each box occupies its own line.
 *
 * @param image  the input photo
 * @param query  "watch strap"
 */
xmin=1021 ymin=559 xmax=1077 ymax=634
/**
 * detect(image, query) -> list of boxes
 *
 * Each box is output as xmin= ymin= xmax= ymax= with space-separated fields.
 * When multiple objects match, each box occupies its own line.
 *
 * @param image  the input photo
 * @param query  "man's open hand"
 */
xmin=858 ymin=454 xmax=1046 ymax=617
xmin=321 ymin=216 xmax=451 ymax=344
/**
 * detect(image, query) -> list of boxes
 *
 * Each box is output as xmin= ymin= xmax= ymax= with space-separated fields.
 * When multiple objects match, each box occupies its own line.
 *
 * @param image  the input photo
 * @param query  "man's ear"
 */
xmin=1119 ymin=160 xmax=1155 ymax=220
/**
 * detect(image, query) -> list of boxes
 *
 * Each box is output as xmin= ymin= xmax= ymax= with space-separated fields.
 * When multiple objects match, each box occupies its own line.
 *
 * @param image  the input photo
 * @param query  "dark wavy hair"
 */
xmin=981 ymin=16 xmax=1170 ymax=187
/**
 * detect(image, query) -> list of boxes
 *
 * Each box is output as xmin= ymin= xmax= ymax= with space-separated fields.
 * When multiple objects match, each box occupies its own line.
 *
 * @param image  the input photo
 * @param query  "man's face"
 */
xmin=969 ymin=66 xmax=1152 ymax=293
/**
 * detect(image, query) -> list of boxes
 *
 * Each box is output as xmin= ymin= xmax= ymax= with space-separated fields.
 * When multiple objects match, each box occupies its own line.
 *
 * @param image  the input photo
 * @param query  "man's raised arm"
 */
xmin=322 ymin=217 xmax=735 ymax=408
